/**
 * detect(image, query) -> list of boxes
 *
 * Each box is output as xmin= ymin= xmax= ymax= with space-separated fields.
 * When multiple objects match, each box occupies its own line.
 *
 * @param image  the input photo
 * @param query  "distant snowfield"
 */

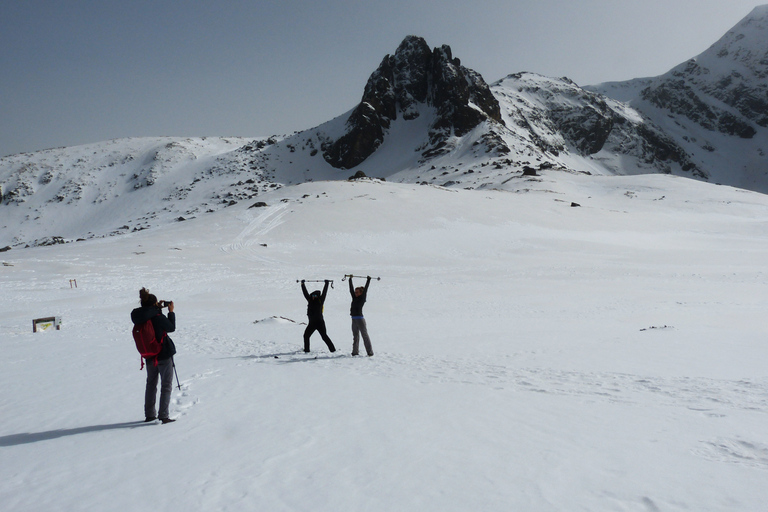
xmin=2 ymin=174 xmax=768 ymax=511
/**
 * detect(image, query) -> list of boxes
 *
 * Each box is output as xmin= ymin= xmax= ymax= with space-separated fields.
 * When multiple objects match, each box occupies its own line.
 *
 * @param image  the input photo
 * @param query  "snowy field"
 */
xmin=1 ymin=173 xmax=768 ymax=511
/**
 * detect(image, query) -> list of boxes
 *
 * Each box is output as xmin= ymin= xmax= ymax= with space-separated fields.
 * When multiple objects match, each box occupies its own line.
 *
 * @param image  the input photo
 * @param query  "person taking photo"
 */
xmin=131 ymin=288 xmax=177 ymax=424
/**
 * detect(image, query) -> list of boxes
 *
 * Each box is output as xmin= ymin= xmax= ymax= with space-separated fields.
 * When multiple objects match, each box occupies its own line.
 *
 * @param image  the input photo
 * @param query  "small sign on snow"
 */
xmin=33 ymin=316 xmax=62 ymax=332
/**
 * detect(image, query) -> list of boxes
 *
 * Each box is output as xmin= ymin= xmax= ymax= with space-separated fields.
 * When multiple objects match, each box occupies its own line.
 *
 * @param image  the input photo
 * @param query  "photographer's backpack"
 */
xmin=132 ymin=316 xmax=165 ymax=369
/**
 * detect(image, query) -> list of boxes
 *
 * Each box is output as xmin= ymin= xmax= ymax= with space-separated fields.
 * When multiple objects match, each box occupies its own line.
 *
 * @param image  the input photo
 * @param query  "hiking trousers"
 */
xmin=145 ymin=357 xmax=174 ymax=420
xmin=351 ymin=317 xmax=373 ymax=356
xmin=304 ymin=318 xmax=336 ymax=352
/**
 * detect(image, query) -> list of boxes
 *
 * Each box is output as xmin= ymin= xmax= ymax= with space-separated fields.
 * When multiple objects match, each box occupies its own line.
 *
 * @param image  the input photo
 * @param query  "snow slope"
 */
xmin=0 ymin=137 xmax=265 ymax=247
xmin=2 ymin=174 xmax=767 ymax=511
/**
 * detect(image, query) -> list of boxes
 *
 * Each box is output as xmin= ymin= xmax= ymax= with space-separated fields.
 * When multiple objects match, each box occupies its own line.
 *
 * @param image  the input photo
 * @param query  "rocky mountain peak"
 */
xmin=639 ymin=5 xmax=768 ymax=135
xmin=322 ymin=36 xmax=503 ymax=169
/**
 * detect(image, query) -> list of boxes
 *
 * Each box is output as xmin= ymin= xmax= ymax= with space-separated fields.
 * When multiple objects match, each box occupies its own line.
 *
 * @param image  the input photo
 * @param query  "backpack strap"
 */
xmin=150 ymin=313 xmax=166 ymax=367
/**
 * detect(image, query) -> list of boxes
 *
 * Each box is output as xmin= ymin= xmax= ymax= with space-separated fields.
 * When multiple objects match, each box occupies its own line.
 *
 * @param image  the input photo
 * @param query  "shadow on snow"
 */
xmin=0 ymin=421 xmax=155 ymax=447
xmin=218 ymin=350 xmax=348 ymax=363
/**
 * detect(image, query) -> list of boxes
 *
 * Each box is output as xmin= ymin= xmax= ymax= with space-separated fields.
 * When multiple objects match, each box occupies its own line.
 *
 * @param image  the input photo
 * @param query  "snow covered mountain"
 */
xmin=0 ymin=137 xmax=262 ymax=248
xmin=2 ymin=13 xmax=768 ymax=510
xmin=1 ymin=9 xmax=767 ymax=248
xmin=259 ymin=36 xmax=707 ymax=187
xmin=591 ymin=5 xmax=768 ymax=192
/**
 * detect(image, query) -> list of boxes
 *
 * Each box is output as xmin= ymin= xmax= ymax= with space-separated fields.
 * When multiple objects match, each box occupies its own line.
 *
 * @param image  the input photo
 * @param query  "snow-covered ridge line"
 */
xmin=0 ymin=137 xmax=282 ymax=247
xmin=2 ymin=8 xmax=767 ymax=248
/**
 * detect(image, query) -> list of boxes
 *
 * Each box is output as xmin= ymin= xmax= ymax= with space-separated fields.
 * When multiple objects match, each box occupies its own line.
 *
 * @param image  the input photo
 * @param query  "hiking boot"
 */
xmin=160 ymin=418 xmax=176 ymax=424
xmin=144 ymin=417 xmax=157 ymax=422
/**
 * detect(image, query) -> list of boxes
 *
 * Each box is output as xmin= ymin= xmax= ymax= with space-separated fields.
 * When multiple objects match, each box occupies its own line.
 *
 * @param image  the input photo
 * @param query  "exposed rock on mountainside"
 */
xmin=322 ymin=36 xmax=504 ymax=169
xmin=592 ymin=5 xmax=768 ymax=191
xmin=493 ymin=73 xmax=705 ymax=178
xmin=2 ymin=11 xmax=768 ymax=248
xmin=641 ymin=5 xmax=768 ymax=135
xmin=640 ymin=69 xmax=757 ymax=139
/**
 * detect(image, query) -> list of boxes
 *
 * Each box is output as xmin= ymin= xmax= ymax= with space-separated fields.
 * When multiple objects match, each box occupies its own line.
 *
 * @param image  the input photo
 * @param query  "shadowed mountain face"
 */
xmin=322 ymin=36 xmax=503 ymax=169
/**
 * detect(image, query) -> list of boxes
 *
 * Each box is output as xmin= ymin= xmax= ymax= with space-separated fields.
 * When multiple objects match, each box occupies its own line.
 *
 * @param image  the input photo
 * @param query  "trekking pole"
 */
xmin=172 ymin=359 xmax=181 ymax=390
xmin=297 ymin=279 xmax=334 ymax=289
xmin=342 ymin=274 xmax=381 ymax=281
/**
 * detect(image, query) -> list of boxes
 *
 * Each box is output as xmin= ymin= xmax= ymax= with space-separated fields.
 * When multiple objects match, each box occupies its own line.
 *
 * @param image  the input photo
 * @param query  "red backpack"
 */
xmin=132 ymin=316 xmax=165 ymax=369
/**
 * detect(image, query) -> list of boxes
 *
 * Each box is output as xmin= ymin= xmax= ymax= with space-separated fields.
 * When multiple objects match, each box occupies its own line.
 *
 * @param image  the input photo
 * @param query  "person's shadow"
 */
xmin=0 ymin=421 xmax=155 ymax=447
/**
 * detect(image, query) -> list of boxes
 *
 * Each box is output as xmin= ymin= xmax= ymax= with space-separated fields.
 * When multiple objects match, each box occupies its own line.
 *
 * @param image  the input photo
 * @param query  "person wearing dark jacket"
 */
xmin=349 ymin=276 xmax=374 ymax=356
xmin=131 ymin=288 xmax=177 ymax=424
xmin=301 ymin=280 xmax=336 ymax=353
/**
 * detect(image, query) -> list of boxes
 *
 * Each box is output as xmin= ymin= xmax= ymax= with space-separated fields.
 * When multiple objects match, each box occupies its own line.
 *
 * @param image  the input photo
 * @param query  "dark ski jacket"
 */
xmin=349 ymin=277 xmax=371 ymax=317
xmin=302 ymin=281 xmax=329 ymax=320
xmin=131 ymin=305 xmax=177 ymax=362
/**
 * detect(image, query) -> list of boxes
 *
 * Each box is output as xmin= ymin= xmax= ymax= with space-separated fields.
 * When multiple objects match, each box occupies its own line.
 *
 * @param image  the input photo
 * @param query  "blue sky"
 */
xmin=0 ymin=0 xmax=761 ymax=157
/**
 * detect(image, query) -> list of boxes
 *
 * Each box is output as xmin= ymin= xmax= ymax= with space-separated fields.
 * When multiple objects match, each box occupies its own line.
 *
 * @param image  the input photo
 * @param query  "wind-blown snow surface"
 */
xmin=2 ymin=176 xmax=768 ymax=511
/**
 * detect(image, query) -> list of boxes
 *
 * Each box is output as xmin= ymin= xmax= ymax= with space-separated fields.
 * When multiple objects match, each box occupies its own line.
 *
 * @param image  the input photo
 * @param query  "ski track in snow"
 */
xmin=695 ymin=438 xmax=768 ymax=470
xmin=220 ymin=204 xmax=290 ymax=263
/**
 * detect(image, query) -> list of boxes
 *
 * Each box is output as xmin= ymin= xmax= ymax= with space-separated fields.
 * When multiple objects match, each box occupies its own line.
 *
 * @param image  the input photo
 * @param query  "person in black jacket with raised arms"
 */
xmin=349 ymin=276 xmax=374 ymax=356
xmin=301 ymin=280 xmax=336 ymax=353
xmin=131 ymin=288 xmax=177 ymax=424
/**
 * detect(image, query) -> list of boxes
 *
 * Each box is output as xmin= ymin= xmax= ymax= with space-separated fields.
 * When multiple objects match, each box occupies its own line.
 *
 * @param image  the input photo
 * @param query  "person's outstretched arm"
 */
xmin=160 ymin=311 xmax=176 ymax=333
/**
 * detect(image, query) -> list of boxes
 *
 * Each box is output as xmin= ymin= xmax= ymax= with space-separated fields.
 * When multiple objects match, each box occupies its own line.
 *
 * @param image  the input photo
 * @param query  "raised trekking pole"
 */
xmin=342 ymin=274 xmax=381 ymax=281
xmin=297 ymin=279 xmax=334 ymax=289
xmin=172 ymin=359 xmax=181 ymax=390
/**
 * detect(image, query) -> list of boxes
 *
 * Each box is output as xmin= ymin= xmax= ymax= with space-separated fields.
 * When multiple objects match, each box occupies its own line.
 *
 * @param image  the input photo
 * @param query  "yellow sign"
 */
xmin=33 ymin=317 xmax=61 ymax=332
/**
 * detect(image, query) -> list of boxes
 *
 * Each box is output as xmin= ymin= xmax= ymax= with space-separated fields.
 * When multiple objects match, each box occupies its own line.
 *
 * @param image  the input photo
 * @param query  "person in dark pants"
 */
xmin=301 ymin=280 xmax=336 ymax=353
xmin=131 ymin=288 xmax=177 ymax=424
xmin=349 ymin=276 xmax=374 ymax=356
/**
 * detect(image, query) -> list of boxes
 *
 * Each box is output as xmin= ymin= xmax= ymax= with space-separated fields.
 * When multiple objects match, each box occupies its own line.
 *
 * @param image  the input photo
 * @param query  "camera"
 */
xmin=159 ymin=300 xmax=172 ymax=308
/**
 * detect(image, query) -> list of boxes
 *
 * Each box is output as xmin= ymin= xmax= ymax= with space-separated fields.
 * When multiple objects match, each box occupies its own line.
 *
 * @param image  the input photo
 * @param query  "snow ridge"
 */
xmin=2 ymin=15 xmax=768 ymax=247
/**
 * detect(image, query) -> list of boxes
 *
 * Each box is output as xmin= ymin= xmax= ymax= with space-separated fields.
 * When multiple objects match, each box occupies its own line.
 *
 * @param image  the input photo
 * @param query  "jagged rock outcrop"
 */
xmin=323 ymin=36 xmax=504 ymax=169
